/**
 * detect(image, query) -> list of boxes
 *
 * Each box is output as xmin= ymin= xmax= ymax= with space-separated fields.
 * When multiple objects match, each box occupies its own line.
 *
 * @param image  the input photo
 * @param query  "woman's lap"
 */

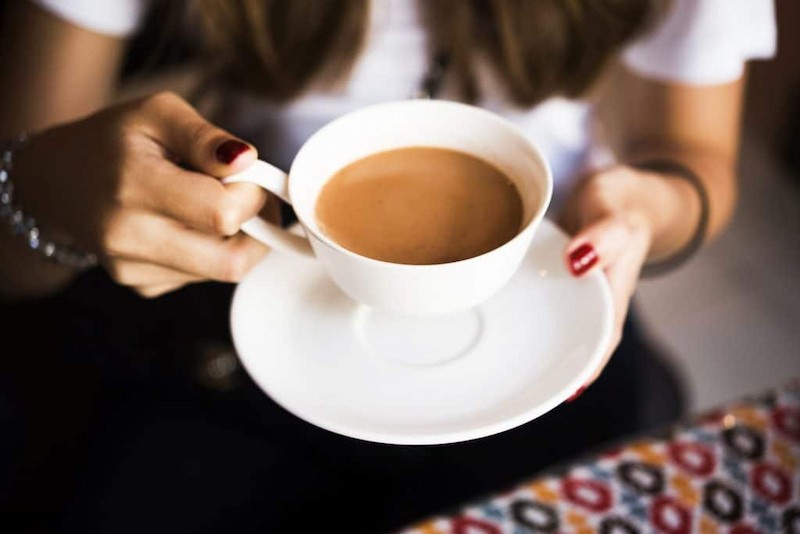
xmin=4 ymin=272 xmax=683 ymax=531
xmin=59 ymin=308 xmax=684 ymax=533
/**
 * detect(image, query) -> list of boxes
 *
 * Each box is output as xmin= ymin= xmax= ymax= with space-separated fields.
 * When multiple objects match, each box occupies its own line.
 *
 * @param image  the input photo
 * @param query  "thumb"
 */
xmin=565 ymin=215 xmax=634 ymax=277
xmin=142 ymin=92 xmax=258 ymax=178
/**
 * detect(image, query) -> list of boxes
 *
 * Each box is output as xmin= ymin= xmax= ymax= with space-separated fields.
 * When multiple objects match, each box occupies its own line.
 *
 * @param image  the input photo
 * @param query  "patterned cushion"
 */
xmin=402 ymin=381 xmax=800 ymax=534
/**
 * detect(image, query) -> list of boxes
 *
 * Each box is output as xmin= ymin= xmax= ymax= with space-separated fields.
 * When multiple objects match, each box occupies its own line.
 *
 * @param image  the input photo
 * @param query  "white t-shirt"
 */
xmin=31 ymin=0 xmax=776 ymax=202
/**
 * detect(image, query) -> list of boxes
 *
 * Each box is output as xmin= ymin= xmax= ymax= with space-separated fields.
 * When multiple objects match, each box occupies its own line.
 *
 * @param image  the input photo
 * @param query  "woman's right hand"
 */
xmin=13 ymin=91 xmax=275 ymax=298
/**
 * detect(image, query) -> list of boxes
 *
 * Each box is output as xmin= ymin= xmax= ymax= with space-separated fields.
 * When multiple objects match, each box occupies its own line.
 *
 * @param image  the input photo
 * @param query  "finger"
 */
xmin=555 ymin=209 xmax=574 ymax=235
xmin=130 ymin=93 xmax=270 ymax=235
xmin=259 ymin=192 xmax=284 ymax=225
xmin=139 ymin=164 xmax=267 ymax=236
xmin=104 ymin=259 xmax=203 ymax=287
xmin=557 ymin=195 xmax=583 ymax=237
xmin=110 ymin=213 xmax=270 ymax=282
xmin=564 ymin=214 xmax=646 ymax=277
xmin=607 ymin=248 xmax=649 ymax=310
xmin=557 ymin=175 xmax=596 ymax=236
xmin=139 ymin=92 xmax=257 ymax=177
xmin=134 ymin=281 xmax=194 ymax=299
xmin=575 ymin=237 xmax=650 ymax=390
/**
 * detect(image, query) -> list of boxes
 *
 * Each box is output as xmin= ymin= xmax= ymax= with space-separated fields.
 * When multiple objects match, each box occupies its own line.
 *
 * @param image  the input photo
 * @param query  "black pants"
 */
xmin=4 ymin=270 xmax=684 ymax=533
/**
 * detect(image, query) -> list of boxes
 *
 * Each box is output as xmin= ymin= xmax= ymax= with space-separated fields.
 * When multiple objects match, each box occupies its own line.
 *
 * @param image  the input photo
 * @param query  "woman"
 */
xmin=0 ymin=0 xmax=775 ymax=531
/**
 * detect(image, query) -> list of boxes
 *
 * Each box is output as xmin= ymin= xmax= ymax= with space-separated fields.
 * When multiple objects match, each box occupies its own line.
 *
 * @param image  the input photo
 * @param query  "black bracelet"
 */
xmin=632 ymin=159 xmax=710 ymax=278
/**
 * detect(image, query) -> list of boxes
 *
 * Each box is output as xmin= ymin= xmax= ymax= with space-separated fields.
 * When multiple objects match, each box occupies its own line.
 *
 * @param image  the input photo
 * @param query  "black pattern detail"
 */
xmin=600 ymin=516 xmax=640 ymax=534
xmin=722 ymin=426 xmax=765 ymax=460
xmin=510 ymin=500 xmax=559 ymax=532
xmin=617 ymin=462 xmax=665 ymax=495
xmin=782 ymin=507 xmax=800 ymax=534
xmin=703 ymin=480 xmax=744 ymax=523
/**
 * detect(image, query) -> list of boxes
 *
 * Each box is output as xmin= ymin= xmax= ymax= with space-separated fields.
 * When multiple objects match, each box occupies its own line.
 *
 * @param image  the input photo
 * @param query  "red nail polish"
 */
xmin=567 ymin=386 xmax=587 ymax=402
xmin=568 ymin=243 xmax=598 ymax=276
xmin=216 ymin=140 xmax=249 ymax=164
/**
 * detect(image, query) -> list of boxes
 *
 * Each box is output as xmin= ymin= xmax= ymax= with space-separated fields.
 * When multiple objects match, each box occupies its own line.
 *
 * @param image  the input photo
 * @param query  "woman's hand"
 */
xmin=13 ymin=91 xmax=277 ymax=298
xmin=560 ymin=164 xmax=698 ymax=395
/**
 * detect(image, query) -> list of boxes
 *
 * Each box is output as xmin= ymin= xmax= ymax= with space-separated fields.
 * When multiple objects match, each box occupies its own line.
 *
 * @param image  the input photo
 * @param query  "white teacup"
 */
xmin=224 ymin=100 xmax=552 ymax=316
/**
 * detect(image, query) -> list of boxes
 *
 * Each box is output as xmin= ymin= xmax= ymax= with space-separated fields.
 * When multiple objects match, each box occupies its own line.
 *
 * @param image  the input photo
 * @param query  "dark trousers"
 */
xmin=3 ymin=270 xmax=684 ymax=533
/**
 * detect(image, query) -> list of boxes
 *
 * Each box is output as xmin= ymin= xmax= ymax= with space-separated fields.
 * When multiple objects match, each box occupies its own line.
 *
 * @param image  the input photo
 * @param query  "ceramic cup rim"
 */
xmin=287 ymin=99 xmax=553 ymax=271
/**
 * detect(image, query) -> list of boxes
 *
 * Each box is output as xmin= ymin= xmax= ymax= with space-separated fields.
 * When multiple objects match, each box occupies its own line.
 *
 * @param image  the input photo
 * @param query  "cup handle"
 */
xmin=222 ymin=160 xmax=314 ymax=258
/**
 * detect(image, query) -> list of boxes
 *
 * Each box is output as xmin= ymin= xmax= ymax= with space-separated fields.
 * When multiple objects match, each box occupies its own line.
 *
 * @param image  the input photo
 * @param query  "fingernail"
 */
xmin=216 ymin=140 xmax=250 ymax=164
xmin=567 ymin=385 xmax=587 ymax=402
xmin=568 ymin=243 xmax=598 ymax=276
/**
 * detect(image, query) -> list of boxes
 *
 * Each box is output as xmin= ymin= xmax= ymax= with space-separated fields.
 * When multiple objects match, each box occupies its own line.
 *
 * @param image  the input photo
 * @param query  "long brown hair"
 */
xmin=188 ymin=0 xmax=667 ymax=106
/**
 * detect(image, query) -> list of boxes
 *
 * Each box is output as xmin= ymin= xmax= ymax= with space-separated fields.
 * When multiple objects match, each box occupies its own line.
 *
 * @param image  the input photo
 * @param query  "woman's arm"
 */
xmin=1 ymin=3 xmax=272 ymax=302
xmin=0 ymin=1 xmax=126 ymax=134
xmin=603 ymin=68 xmax=744 ymax=260
xmin=560 ymin=68 xmax=745 ymax=392
xmin=0 ymin=1 xmax=126 ymax=297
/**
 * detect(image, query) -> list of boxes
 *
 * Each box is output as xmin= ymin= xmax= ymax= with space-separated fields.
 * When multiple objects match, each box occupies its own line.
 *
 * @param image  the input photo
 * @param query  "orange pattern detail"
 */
xmin=729 ymin=406 xmax=767 ymax=430
xmin=671 ymin=474 xmax=700 ymax=507
xmin=414 ymin=520 xmax=446 ymax=534
xmin=629 ymin=441 xmax=666 ymax=464
xmin=700 ymin=515 xmax=719 ymax=534
xmin=566 ymin=510 xmax=589 ymax=527
xmin=771 ymin=438 xmax=798 ymax=472
xmin=528 ymin=481 xmax=560 ymax=503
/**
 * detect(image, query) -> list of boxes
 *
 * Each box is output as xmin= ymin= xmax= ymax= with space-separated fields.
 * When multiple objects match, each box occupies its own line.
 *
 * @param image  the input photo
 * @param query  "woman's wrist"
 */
xmin=0 ymin=233 xmax=79 ymax=299
xmin=0 ymin=134 xmax=82 ymax=299
xmin=622 ymin=164 xmax=703 ymax=264
xmin=2 ymin=134 xmax=97 ymax=268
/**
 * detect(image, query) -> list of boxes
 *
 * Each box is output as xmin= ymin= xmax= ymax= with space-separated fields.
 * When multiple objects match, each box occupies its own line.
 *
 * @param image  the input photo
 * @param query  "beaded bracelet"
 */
xmin=1 ymin=133 xmax=97 ymax=269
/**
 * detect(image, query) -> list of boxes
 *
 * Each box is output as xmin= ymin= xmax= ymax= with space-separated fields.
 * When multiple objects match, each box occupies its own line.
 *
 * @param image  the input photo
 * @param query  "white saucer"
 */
xmin=230 ymin=219 xmax=613 ymax=445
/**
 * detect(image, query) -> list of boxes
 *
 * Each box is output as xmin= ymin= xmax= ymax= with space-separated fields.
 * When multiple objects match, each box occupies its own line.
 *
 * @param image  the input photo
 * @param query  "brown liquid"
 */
xmin=315 ymin=147 xmax=524 ymax=265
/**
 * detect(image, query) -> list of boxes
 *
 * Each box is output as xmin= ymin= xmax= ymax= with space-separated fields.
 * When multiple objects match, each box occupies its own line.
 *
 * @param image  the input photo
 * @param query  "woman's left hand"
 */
xmin=560 ymin=165 xmax=662 ymax=395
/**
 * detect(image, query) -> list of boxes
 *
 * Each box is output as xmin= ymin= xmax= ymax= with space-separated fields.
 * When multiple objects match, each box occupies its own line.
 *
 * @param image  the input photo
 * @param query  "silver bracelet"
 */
xmin=1 ymin=132 xmax=98 ymax=269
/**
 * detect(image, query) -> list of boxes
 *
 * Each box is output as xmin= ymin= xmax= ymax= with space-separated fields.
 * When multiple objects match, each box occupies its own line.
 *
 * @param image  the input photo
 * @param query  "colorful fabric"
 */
xmin=402 ymin=382 xmax=800 ymax=534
